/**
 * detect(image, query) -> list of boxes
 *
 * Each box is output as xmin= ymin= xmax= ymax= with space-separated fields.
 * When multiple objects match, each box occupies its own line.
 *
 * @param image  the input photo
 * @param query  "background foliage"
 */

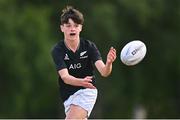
xmin=0 ymin=0 xmax=180 ymax=118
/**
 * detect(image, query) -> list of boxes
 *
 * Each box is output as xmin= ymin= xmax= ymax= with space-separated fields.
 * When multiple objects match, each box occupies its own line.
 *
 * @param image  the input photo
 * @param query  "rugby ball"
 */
xmin=120 ymin=40 xmax=147 ymax=66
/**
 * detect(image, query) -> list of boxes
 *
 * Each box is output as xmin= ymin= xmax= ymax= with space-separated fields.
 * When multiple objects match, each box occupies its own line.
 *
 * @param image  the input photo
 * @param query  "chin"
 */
xmin=69 ymin=36 xmax=78 ymax=41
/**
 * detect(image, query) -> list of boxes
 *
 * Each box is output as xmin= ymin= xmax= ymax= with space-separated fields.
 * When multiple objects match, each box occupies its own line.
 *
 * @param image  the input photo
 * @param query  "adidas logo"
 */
xmin=64 ymin=54 xmax=69 ymax=60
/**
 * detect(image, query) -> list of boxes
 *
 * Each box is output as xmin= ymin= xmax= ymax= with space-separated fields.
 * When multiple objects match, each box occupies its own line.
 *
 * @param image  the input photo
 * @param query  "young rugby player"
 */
xmin=51 ymin=6 xmax=116 ymax=119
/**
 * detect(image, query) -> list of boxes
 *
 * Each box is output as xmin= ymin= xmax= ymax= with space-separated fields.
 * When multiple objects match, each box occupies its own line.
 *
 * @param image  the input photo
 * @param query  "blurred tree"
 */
xmin=0 ymin=0 xmax=61 ymax=118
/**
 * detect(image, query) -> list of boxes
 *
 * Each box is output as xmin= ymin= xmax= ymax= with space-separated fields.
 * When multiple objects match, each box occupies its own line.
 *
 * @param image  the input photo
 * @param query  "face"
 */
xmin=60 ymin=19 xmax=82 ymax=41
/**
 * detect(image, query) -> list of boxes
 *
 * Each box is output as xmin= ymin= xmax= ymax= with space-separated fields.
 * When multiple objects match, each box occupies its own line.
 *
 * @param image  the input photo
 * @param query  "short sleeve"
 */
xmin=89 ymin=42 xmax=102 ymax=63
xmin=51 ymin=46 xmax=67 ymax=71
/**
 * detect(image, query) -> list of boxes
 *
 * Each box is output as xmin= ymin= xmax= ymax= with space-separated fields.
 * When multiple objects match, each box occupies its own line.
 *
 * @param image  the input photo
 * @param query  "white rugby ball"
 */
xmin=120 ymin=40 xmax=147 ymax=66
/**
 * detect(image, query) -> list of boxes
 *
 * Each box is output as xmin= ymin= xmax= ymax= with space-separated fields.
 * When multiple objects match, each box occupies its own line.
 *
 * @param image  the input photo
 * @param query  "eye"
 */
xmin=74 ymin=24 xmax=79 ymax=27
xmin=65 ymin=24 xmax=71 ymax=27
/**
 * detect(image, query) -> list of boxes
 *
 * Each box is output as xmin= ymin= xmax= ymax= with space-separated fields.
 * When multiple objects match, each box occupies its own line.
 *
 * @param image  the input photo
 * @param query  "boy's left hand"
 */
xmin=106 ymin=47 xmax=116 ymax=64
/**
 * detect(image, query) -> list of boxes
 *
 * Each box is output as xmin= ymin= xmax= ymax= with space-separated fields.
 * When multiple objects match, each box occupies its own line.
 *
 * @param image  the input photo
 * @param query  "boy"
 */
xmin=51 ymin=6 xmax=116 ymax=119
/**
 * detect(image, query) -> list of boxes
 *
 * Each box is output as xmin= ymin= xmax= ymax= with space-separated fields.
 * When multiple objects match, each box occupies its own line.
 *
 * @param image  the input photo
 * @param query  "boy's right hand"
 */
xmin=81 ymin=76 xmax=96 ymax=89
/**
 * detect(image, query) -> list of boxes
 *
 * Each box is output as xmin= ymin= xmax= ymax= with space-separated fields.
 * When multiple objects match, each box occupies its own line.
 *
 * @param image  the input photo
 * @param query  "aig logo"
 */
xmin=69 ymin=63 xmax=82 ymax=70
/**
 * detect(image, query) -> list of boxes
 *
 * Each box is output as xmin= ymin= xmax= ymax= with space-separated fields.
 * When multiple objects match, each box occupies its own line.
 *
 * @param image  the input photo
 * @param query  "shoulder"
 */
xmin=51 ymin=40 xmax=64 ymax=51
xmin=80 ymin=38 xmax=97 ymax=48
xmin=51 ymin=40 xmax=65 ymax=55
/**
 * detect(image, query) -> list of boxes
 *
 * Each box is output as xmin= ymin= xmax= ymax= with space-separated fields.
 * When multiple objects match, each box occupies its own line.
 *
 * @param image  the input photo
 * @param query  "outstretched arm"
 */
xmin=58 ymin=68 xmax=96 ymax=89
xmin=95 ymin=47 xmax=116 ymax=77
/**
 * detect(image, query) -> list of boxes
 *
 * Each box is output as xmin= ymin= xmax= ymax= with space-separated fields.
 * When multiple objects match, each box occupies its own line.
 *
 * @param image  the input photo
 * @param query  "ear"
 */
xmin=60 ymin=25 xmax=64 ymax=32
xmin=79 ymin=25 xmax=83 ymax=32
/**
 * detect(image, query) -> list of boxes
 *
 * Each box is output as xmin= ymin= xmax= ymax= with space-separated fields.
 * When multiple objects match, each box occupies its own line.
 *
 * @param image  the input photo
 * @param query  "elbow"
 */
xmin=58 ymin=69 xmax=71 ymax=84
xmin=60 ymin=75 xmax=69 ymax=84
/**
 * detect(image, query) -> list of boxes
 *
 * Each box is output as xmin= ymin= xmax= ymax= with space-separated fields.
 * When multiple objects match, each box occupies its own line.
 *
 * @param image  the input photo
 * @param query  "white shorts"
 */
xmin=63 ymin=88 xmax=98 ymax=117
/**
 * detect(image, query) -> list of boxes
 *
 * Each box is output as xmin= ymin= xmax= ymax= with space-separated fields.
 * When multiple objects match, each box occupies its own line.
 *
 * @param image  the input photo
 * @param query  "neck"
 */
xmin=64 ymin=37 xmax=80 ymax=52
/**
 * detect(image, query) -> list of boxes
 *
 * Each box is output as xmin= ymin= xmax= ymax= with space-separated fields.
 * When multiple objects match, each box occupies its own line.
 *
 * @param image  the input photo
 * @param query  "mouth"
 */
xmin=70 ymin=33 xmax=76 ymax=36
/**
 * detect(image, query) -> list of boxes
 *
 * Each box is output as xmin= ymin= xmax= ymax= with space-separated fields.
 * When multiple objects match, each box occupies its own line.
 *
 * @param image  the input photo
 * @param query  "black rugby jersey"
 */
xmin=51 ymin=38 xmax=102 ymax=102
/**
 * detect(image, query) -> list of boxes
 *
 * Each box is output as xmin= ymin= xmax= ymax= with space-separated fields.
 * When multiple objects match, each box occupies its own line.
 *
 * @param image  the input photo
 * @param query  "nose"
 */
xmin=70 ymin=26 xmax=76 ymax=31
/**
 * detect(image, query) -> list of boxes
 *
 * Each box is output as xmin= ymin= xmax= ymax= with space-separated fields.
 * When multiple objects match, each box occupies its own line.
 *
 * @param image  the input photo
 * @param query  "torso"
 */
xmin=52 ymin=38 xmax=102 ymax=102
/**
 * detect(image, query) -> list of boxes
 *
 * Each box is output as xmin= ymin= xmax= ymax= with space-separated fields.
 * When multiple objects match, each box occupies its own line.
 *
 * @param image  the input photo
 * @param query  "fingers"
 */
xmin=85 ymin=76 xmax=93 ymax=79
xmin=110 ymin=47 xmax=116 ymax=57
xmin=82 ymin=76 xmax=96 ymax=89
xmin=107 ymin=47 xmax=117 ymax=63
xmin=83 ymin=76 xmax=93 ymax=82
xmin=84 ymin=82 xmax=96 ymax=89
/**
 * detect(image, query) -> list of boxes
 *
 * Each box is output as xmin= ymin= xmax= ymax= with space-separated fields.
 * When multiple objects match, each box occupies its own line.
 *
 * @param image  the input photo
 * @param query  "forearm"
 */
xmin=101 ymin=62 xmax=112 ymax=77
xmin=58 ymin=69 xmax=95 ymax=89
xmin=95 ymin=60 xmax=112 ymax=77
xmin=60 ymin=74 xmax=83 ymax=86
